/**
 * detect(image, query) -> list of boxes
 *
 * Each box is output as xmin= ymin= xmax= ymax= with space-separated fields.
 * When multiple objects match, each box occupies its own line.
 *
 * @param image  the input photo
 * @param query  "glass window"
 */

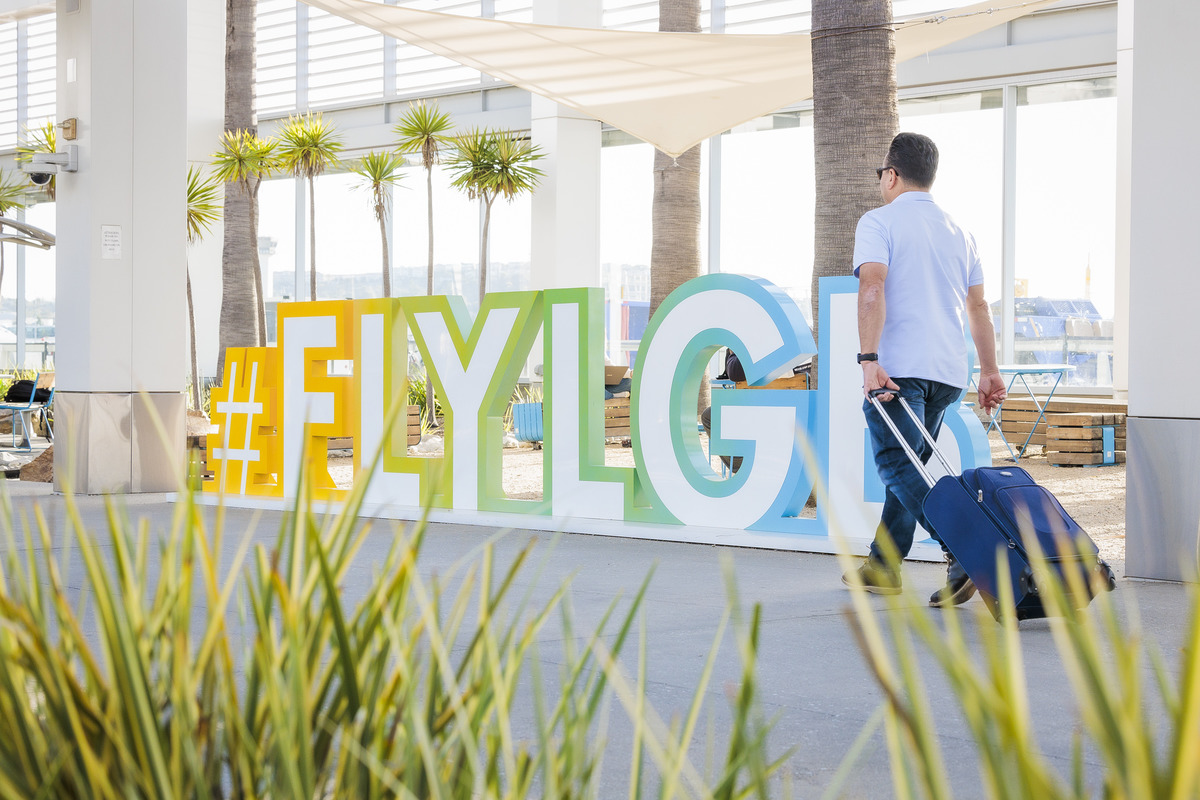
xmin=900 ymin=90 xmax=1005 ymax=305
xmin=718 ymin=112 xmax=814 ymax=321
xmin=24 ymin=201 xmax=54 ymax=370
xmin=390 ymin=163 xmax=481 ymax=301
xmin=257 ymin=176 xmax=296 ymax=309
xmin=1014 ymin=77 xmax=1117 ymax=388
xmin=257 ymin=0 xmax=297 ymax=116
xmin=600 ymin=133 xmax=709 ymax=363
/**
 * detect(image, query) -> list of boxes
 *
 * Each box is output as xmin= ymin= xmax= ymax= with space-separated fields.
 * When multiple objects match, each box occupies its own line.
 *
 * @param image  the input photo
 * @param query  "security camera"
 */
xmin=20 ymin=145 xmax=78 ymax=179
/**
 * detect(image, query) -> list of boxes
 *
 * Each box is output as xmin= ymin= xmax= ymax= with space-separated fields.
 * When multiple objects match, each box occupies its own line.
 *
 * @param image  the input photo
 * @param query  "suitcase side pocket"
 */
xmin=994 ymin=485 xmax=1098 ymax=560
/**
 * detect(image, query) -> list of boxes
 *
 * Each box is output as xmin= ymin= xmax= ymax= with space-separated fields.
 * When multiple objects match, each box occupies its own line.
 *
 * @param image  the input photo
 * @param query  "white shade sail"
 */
xmin=299 ymin=0 xmax=1060 ymax=156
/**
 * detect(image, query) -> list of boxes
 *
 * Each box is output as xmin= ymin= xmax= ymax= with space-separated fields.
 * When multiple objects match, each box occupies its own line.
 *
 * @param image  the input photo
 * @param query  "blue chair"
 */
xmin=511 ymin=402 xmax=544 ymax=449
xmin=0 ymin=371 xmax=54 ymax=450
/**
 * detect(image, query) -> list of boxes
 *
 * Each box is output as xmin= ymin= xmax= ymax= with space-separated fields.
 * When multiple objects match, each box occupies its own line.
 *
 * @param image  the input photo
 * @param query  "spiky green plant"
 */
xmin=186 ymin=166 xmax=222 ymax=412
xmin=394 ymin=100 xmax=454 ymax=299
xmin=350 ymin=150 xmax=405 ymax=298
xmin=841 ymin=522 xmax=1200 ymax=800
xmin=444 ymin=128 xmax=544 ymax=306
xmin=212 ymin=129 xmax=276 ymax=346
xmin=276 ymin=112 xmax=344 ymax=302
xmin=15 ymin=119 xmax=56 ymax=200
xmin=0 ymin=404 xmax=788 ymax=798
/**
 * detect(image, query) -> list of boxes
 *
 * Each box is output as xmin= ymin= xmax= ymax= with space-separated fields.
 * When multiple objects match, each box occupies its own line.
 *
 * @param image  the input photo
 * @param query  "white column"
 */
xmin=53 ymin=0 xmax=190 ymax=493
xmin=1123 ymin=0 xmax=1200 ymax=581
xmin=188 ymin=0 xmax=226 ymax=388
xmin=1112 ymin=0 xmax=1132 ymax=399
xmin=530 ymin=0 xmax=602 ymax=291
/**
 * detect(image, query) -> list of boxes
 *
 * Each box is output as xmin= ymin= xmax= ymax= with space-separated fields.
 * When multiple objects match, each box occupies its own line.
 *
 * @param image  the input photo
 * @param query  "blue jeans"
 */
xmin=863 ymin=378 xmax=962 ymax=564
xmin=604 ymin=377 xmax=632 ymax=399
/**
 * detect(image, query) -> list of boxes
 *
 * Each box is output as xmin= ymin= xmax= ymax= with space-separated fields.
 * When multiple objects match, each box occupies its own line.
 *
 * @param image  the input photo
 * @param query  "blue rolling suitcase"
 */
xmin=868 ymin=391 xmax=1116 ymax=621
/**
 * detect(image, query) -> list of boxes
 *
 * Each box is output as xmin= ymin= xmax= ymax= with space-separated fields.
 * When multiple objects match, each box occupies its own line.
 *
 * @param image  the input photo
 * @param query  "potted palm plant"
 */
xmin=350 ymin=151 xmax=405 ymax=298
xmin=211 ymin=130 xmax=276 ymax=346
xmin=275 ymin=112 xmax=344 ymax=302
xmin=444 ymin=128 xmax=544 ymax=307
xmin=186 ymin=166 xmax=221 ymax=412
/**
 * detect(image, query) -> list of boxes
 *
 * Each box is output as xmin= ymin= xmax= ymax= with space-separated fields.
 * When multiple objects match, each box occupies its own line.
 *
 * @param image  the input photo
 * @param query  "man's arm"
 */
xmin=857 ymin=262 xmax=899 ymax=399
xmin=966 ymin=283 xmax=1006 ymax=412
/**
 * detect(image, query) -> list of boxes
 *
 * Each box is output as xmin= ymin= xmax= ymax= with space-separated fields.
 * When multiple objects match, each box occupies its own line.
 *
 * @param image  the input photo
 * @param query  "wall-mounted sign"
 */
xmin=204 ymin=275 xmax=990 ymax=557
xmin=100 ymin=225 xmax=121 ymax=260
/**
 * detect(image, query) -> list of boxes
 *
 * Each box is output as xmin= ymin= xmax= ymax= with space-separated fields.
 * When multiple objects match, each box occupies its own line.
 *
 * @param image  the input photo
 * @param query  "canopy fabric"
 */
xmin=299 ymin=0 xmax=1060 ymax=156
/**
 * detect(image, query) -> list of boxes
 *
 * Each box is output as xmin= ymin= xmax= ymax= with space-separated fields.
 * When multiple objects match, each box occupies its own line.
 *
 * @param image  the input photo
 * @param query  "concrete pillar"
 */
xmin=1123 ymin=0 xmax=1200 ymax=581
xmin=187 ymin=0 xmax=227 ymax=386
xmin=53 ymin=0 xmax=188 ymax=493
xmin=530 ymin=0 xmax=602 ymax=291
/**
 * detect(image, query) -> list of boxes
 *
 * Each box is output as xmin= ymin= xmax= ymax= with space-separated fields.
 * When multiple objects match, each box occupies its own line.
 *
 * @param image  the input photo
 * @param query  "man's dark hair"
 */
xmin=885 ymin=132 xmax=938 ymax=189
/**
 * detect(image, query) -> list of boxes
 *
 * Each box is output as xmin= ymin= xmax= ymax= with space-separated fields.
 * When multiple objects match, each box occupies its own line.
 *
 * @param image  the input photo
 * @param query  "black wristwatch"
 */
xmin=857 ymin=353 xmax=878 ymax=364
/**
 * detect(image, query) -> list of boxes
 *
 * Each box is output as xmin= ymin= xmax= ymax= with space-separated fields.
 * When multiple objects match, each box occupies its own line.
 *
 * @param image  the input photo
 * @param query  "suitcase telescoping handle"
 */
xmin=866 ymin=389 xmax=958 ymax=491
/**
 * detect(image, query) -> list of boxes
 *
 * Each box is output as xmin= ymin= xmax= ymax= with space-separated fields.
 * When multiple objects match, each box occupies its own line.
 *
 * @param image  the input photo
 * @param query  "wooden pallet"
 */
xmin=733 ymin=373 xmax=809 ymax=391
xmin=605 ymin=397 xmax=631 ymax=438
xmin=997 ymin=398 xmax=1127 ymax=452
xmin=186 ymin=434 xmax=213 ymax=481
xmin=1043 ymin=411 xmax=1126 ymax=467
xmin=327 ymin=405 xmax=423 ymax=451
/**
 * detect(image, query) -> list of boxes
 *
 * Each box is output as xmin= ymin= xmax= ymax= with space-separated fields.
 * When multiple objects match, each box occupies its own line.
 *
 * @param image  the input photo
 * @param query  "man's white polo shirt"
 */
xmin=853 ymin=191 xmax=983 ymax=390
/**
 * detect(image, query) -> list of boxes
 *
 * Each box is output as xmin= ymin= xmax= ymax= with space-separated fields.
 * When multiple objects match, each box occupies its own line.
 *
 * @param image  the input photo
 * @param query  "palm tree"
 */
xmin=0 ymin=170 xmax=28 ymax=303
xmin=218 ymin=0 xmax=258 ymax=379
xmin=651 ymin=0 xmax=706 ymax=413
xmin=186 ymin=167 xmax=222 ymax=412
xmin=15 ymin=120 xmax=56 ymax=201
xmin=809 ymin=0 xmax=898 ymax=357
xmin=212 ymin=130 xmax=277 ymax=346
xmin=394 ymin=100 xmax=454 ymax=298
xmin=395 ymin=100 xmax=454 ymax=430
xmin=350 ymin=151 xmax=406 ymax=298
xmin=444 ymin=128 xmax=544 ymax=307
xmin=276 ymin=112 xmax=344 ymax=302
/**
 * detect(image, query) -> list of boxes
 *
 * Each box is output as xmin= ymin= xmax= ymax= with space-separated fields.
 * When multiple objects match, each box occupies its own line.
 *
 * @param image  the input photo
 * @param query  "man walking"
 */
xmin=843 ymin=132 xmax=1007 ymax=606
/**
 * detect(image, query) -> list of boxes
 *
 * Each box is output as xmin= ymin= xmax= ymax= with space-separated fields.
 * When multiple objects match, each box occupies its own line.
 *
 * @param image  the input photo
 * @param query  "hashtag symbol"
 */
xmin=208 ymin=348 xmax=279 ymax=496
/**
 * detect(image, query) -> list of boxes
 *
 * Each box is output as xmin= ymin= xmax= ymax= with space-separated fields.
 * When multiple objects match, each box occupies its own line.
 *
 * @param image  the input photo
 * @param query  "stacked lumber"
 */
xmin=998 ymin=396 xmax=1127 ymax=451
xmin=186 ymin=434 xmax=212 ymax=481
xmin=733 ymin=373 xmax=809 ymax=391
xmin=326 ymin=405 xmax=423 ymax=451
xmin=1044 ymin=412 xmax=1126 ymax=466
xmin=604 ymin=397 xmax=631 ymax=438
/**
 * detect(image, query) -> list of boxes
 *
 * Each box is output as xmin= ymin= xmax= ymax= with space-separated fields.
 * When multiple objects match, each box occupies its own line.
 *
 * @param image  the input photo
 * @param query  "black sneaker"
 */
xmin=929 ymin=573 xmax=976 ymax=607
xmin=842 ymin=560 xmax=902 ymax=595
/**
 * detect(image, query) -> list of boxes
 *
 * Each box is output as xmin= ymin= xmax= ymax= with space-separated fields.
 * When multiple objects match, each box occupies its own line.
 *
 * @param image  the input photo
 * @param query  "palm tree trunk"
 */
xmin=424 ymin=164 xmax=437 ymax=429
xmin=188 ymin=266 xmax=201 ymax=411
xmin=652 ymin=0 xmax=707 ymax=415
xmin=309 ymin=175 xmax=318 ymax=301
xmin=425 ymin=166 xmax=435 ymax=296
xmin=478 ymin=195 xmax=494 ymax=308
xmin=218 ymin=0 xmax=258 ymax=380
xmin=379 ymin=205 xmax=391 ymax=298
xmin=809 ymin=0 xmax=897 ymax=358
xmin=251 ymin=180 xmax=267 ymax=345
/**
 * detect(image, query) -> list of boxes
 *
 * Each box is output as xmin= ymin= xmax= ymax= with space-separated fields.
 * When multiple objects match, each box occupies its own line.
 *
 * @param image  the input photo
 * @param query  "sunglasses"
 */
xmin=875 ymin=165 xmax=899 ymax=179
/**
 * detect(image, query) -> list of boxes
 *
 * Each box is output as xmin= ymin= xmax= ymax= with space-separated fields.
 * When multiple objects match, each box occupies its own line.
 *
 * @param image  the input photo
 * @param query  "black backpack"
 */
xmin=4 ymin=380 xmax=50 ymax=404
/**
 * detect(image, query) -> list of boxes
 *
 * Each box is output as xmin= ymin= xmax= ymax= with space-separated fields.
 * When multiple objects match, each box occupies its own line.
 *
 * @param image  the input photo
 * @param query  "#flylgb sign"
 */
xmin=203 ymin=274 xmax=990 ymax=558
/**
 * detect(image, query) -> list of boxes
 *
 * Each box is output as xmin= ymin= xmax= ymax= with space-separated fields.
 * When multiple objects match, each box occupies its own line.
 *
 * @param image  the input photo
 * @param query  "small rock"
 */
xmin=411 ymin=434 xmax=444 ymax=454
xmin=19 ymin=446 xmax=52 ymax=482
xmin=502 ymin=432 xmax=519 ymax=449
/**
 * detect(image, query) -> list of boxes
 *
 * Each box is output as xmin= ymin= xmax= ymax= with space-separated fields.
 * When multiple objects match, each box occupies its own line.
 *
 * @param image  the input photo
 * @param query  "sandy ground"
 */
xmin=329 ymin=428 xmax=1126 ymax=574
